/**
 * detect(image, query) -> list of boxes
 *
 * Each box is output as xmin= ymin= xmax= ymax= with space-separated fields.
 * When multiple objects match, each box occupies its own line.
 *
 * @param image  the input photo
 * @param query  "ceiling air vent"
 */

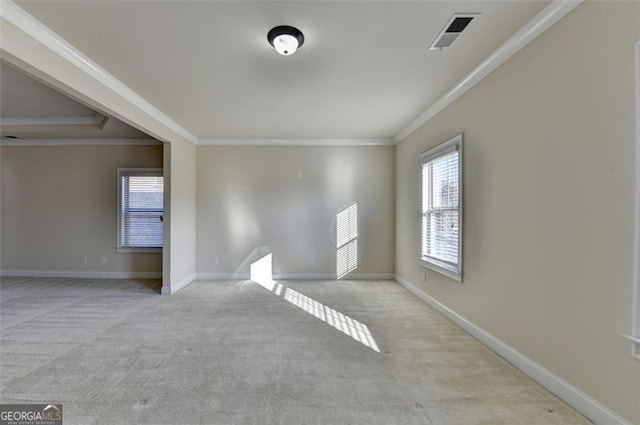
xmin=429 ymin=13 xmax=478 ymax=50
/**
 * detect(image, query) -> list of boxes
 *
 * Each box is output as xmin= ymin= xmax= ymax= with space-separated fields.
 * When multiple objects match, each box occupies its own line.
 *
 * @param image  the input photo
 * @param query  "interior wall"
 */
xmin=395 ymin=2 xmax=640 ymax=423
xmin=197 ymin=145 xmax=394 ymax=278
xmin=162 ymin=139 xmax=197 ymax=294
xmin=0 ymin=144 xmax=163 ymax=276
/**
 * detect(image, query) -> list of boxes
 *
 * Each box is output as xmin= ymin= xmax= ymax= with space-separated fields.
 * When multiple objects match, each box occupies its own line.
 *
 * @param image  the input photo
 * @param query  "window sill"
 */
xmin=117 ymin=247 xmax=162 ymax=254
xmin=622 ymin=335 xmax=640 ymax=360
xmin=420 ymin=257 xmax=462 ymax=282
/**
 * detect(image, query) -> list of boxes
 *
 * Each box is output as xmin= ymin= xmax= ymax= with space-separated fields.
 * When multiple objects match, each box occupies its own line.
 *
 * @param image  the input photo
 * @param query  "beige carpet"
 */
xmin=0 ymin=277 xmax=591 ymax=424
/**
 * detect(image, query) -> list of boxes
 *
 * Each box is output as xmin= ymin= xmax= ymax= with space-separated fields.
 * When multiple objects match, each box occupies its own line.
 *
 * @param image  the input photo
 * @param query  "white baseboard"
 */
xmin=275 ymin=272 xmax=334 ymax=280
xmin=0 ymin=269 xmax=162 ymax=279
xmin=276 ymin=272 xmax=394 ymax=280
xmin=196 ymin=272 xmax=247 ymax=280
xmin=195 ymin=272 xmax=394 ymax=281
xmin=161 ymin=273 xmax=197 ymax=295
xmin=394 ymin=275 xmax=633 ymax=425
xmin=344 ymin=272 xmax=395 ymax=280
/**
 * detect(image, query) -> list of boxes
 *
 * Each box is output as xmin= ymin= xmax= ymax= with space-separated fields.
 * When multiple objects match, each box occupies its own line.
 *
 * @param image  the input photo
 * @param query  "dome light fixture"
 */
xmin=267 ymin=25 xmax=304 ymax=56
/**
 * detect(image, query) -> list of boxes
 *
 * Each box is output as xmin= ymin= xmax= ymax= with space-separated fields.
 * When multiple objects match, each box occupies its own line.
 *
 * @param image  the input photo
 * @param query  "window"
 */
xmin=336 ymin=203 xmax=358 ymax=279
xmin=420 ymin=134 xmax=462 ymax=281
xmin=117 ymin=168 xmax=164 ymax=251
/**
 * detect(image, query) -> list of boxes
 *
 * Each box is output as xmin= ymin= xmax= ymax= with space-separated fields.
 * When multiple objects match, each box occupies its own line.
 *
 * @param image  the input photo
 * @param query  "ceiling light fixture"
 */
xmin=268 ymin=25 xmax=304 ymax=56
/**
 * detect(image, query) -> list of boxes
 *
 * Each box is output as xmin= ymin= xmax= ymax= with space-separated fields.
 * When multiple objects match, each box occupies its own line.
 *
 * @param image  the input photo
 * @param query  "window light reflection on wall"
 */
xmin=336 ymin=203 xmax=358 ymax=279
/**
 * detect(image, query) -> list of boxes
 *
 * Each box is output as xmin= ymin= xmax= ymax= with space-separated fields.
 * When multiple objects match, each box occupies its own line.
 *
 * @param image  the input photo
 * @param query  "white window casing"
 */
xmin=420 ymin=134 xmax=463 ymax=281
xmin=117 ymin=168 xmax=164 ymax=253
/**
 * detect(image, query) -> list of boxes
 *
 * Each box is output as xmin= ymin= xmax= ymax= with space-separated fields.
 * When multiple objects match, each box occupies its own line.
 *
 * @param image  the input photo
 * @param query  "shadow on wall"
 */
xmin=250 ymin=252 xmax=379 ymax=353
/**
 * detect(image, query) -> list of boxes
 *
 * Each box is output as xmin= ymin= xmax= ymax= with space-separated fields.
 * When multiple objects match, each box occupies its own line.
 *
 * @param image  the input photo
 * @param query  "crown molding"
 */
xmin=0 ymin=0 xmax=198 ymax=145
xmin=1 ymin=0 xmax=583 ymax=147
xmin=0 ymin=138 xmax=161 ymax=146
xmin=394 ymin=0 xmax=583 ymax=144
xmin=198 ymin=138 xmax=394 ymax=146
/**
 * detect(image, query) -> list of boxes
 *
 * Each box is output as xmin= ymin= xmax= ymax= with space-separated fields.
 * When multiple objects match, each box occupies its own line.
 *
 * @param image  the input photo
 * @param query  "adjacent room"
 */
xmin=1 ymin=1 xmax=639 ymax=424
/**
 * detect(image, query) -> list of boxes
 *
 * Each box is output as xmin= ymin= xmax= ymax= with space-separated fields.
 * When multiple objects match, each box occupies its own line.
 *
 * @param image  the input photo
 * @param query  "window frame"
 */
xmin=116 ymin=168 xmax=164 ymax=253
xmin=419 ymin=134 xmax=463 ymax=282
xmin=336 ymin=202 xmax=358 ymax=279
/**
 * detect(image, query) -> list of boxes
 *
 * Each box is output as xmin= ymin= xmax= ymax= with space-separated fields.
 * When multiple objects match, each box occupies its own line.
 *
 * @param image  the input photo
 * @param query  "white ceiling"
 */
xmin=12 ymin=0 xmax=550 ymax=141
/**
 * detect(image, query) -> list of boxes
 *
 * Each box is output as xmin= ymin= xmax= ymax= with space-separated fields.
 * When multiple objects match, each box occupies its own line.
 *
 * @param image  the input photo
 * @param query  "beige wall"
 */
xmin=197 ymin=145 xmax=394 ymax=278
xmin=162 ymin=140 xmax=197 ymax=293
xmin=395 ymin=2 xmax=640 ymax=423
xmin=0 ymin=144 xmax=163 ymax=276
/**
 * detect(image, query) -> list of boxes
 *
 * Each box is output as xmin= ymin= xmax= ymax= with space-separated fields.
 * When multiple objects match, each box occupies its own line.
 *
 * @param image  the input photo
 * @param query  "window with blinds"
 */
xmin=420 ymin=134 xmax=462 ymax=281
xmin=118 ymin=169 xmax=163 ymax=250
xmin=336 ymin=203 xmax=358 ymax=279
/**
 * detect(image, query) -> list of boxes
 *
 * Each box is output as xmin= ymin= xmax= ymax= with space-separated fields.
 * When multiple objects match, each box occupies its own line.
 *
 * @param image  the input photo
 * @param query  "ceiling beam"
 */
xmin=0 ymin=0 xmax=197 ymax=145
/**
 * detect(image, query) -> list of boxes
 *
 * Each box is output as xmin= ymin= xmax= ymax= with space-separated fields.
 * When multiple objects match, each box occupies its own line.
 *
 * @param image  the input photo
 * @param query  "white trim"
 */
xmin=198 ymin=138 xmax=394 ymax=146
xmin=419 ymin=259 xmax=462 ymax=282
xmin=1 ymin=114 xmax=105 ymax=126
xmin=196 ymin=272 xmax=244 ymax=281
xmin=116 ymin=247 xmax=162 ymax=254
xmin=0 ymin=138 xmax=160 ymax=146
xmin=278 ymin=272 xmax=394 ymax=281
xmin=161 ymin=143 xmax=171 ymax=293
xmin=0 ymin=269 xmax=161 ymax=279
xmin=394 ymin=0 xmax=583 ymax=143
xmin=632 ymin=40 xmax=640 ymax=359
xmin=118 ymin=167 xmax=163 ymax=174
xmin=394 ymin=275 xmax=634 ymax=425
xmin=0 ymin=0 xmax=197 ymax=145
xmin=420 ymin=134 xmax=463 ymax=281
xmin=161 ymin=273 xmax=196 ymax=295
xmin=117 ymin=168 xmax=164 ymax=251
xmin=195 ymin=272 xmax=394 ymax=281
xmin=278 ymin=273 xmax=334 ymax=280
xmin=623 ymin=334 xmax=640 ymax=345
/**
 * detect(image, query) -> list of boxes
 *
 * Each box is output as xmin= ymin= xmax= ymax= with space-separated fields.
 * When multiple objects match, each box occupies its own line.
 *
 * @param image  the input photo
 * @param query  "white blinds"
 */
xmin=336 ymin=203 xmax=358 ymax=279
xmin=336 ymin=203 xmax=358 ymax=248
xmin=422 ymin=150 xmax=459 ymax=265
xmin=121 ymin=174 xmax=164 ymax=248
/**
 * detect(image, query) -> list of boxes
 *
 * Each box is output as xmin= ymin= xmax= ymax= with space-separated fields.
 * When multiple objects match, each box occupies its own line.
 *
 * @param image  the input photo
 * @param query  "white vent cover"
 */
xmin=430 ymin=13 xmax=479 ymax=50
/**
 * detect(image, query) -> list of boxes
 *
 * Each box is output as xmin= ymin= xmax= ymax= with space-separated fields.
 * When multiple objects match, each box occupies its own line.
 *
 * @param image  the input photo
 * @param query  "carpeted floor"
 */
xmin=0 ymin=278 xmax=591 ymax=424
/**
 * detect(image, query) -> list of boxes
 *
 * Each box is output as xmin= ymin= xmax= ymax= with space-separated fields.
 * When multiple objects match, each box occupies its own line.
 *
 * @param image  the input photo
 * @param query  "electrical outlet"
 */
xmin=213 ymin=256 xmax=219 ymax=265
xmin=83 ymin=256 xmax=88 ymax=264
xmin=310 ymin=257 xmax=317 ymax=266
xmin=296 ymin=171 xmax=303 ymax=180
xmin=101 ymin=256 xmax=107 ymax=264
